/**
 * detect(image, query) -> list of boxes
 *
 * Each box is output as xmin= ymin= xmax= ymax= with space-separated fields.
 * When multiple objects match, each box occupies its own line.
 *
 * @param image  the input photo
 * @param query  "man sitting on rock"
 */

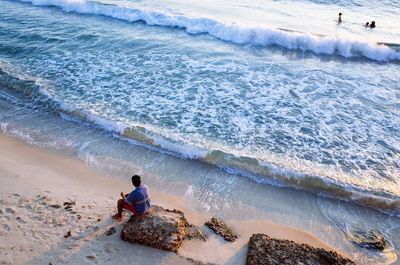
xmin=113 ymin=175 xmax=151 ymax=221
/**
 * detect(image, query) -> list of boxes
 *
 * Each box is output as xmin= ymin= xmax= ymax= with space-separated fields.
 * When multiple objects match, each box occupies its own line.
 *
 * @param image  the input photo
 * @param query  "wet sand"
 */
xmin=0 ymin=133 xmax=347 ymax=265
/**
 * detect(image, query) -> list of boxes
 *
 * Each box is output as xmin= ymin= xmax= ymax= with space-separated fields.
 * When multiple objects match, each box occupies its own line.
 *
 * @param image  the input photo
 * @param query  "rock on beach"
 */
xmin=120 ymin=205 xmax=205 ymax=253
xmin=348 ymin=229 xmax=388 ymax=251
xmin=246 ymin=234 xmax=355 ymax=265
xmin=205 ymin=217 xmax=238 ymax=242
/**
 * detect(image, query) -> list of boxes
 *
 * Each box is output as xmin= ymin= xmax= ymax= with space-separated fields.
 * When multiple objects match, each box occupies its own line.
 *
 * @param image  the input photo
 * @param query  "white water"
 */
xmin=1 ymin=0 xmax=400 ymax=262
xmin=20 ymin=0 xmax=400 ymax=61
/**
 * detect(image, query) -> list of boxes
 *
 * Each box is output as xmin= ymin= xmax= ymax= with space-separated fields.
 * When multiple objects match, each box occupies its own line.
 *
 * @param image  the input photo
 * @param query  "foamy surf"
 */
xmin=2 ymin=1 xmax=400 ymax=263
xmin=19 ymin=0 xmax=400 ymax=62
xmin=1 ymin=64 xmax=399 ymax=217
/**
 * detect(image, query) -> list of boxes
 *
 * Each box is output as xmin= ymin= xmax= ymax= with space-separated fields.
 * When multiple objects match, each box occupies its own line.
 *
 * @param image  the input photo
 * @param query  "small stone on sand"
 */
xmin=16 ymin=216 xmax=26 ymax=223
xmin=106 ymin=227 xmax=116 ymax=236
xmin=205 ymin=217 xmax=238 ymax=242
xmin=64 ymin=231 xmax=71 ymax=238
xmin=86 ymin=255 xmax=96 ymax=260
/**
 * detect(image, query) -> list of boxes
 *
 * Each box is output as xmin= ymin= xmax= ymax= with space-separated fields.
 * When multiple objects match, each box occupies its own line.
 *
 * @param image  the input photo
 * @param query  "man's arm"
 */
xmin=125 ymin=190 xmax=139 ymax=205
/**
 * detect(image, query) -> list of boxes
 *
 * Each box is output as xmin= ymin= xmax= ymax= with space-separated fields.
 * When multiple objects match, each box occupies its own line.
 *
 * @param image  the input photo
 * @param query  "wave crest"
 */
xmin=1 ymin=55 xmax=400 ymax=217
xmin=20 ymin=0 xmax=400 ymax=62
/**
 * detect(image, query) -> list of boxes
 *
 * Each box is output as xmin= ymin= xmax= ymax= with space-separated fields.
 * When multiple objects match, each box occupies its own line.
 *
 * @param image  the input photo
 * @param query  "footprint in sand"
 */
xmin=2 ymin=224 xmax=10 ymax=231
xmin=0 ymin=216 xmax=10 ymax=221
xmin=5 ymin=208 xmax=15 ymax=214
xmin=0 ymin=224 xmax=11 ymax=235
xmin=16 ymin=217 xmax=26 ymax=224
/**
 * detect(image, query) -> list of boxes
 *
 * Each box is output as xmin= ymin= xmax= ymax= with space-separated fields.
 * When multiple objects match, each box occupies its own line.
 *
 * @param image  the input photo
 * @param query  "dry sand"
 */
xmin=0 ymin=133 xmax=343 ymax=265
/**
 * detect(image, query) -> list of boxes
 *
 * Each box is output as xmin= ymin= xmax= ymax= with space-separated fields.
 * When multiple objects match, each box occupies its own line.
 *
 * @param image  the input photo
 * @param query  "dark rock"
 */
xmin=63 ymin=201 xmax=76 ymax=207
xmin=349 ymin=229 xmax=387 ymax=251
xmin=64 ymin=231 xmax=71 ymax=238
xmin=205 ymin=217 xmax=238 ymax=242
xmin=63 ymin=201 xmax=76 ymax=210
xmin=246 ymin=234 xmax=355 ymax=265
xmin=49 ymin=204 xmax=61 ymax=209
xmin=121 ymin=205 xmax=204 ymax=253
xmin=106 ymin=227 xmax=117 ymax=236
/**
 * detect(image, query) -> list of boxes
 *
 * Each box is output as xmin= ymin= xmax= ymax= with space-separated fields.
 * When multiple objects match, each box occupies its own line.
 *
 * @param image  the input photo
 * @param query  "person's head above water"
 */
xmin=370 ymin=21 xmax=376 ymax=28
xmin=131 ymin=175 xmax=141 ymax=187
xmin=339 ymin=13 xmax=342 ymax=16
xmin=365 ymin=22 xmax=370 ymax=27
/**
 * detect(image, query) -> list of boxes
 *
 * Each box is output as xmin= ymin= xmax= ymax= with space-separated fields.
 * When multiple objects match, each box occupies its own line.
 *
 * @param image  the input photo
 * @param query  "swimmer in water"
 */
xmin=365 ymin=22 xmax=370 ymax=27
xmin=370 ymin=21 xmax=376 ymax=28
xmin=338 ymin=13 xmax=342 ymax=23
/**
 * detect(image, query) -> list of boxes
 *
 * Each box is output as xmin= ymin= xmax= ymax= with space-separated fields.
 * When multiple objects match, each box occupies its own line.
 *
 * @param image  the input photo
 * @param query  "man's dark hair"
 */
xmin=131 ymin=175 xmax=141 ymax=187
xmin=370 ymin=21 xmax=376 ymax=28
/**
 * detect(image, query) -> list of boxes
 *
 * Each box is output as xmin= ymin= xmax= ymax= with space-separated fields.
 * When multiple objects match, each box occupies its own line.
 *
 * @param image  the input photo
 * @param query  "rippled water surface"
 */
xmin=0 ymin=0 xmax=400 ymax=263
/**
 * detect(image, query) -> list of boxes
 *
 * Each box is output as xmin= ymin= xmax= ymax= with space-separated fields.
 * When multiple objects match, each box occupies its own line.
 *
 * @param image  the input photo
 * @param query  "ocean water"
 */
xmin=0 ymin=0 xmax=399 ymax=263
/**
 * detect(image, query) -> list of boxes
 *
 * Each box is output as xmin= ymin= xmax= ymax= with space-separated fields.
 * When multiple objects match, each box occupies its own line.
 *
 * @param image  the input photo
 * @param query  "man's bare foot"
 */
xmin=112 ymin=213 xmax=122 ymax=221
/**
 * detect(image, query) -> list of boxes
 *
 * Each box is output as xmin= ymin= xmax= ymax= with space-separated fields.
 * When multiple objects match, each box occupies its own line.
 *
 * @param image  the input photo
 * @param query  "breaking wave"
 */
xmin=19 ymin=0 xmax=400 ymax=62
xmin=1 ymin=64 xmax=400 ymax=217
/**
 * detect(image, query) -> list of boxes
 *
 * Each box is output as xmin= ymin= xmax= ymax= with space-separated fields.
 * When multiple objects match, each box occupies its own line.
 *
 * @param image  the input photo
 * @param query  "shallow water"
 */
xmin=0 ymin=0 xmax=399 ymax=263
xmin=1 ymin=86 xmax=399 ymax=264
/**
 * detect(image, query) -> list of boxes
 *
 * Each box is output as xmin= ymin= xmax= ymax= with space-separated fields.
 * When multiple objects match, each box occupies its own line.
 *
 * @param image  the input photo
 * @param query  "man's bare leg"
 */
xmin=112 ymin=199 xmax=124 ymax=220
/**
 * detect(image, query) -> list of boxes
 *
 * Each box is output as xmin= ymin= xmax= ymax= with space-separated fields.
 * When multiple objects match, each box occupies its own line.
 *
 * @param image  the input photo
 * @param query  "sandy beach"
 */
xmin=0 ymin=133 xmax=345 ymax=265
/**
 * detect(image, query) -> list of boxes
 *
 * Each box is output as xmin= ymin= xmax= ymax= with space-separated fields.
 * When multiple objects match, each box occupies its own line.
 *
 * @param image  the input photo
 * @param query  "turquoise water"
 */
xmin=0 ymin=0 xmax=399 ymax=263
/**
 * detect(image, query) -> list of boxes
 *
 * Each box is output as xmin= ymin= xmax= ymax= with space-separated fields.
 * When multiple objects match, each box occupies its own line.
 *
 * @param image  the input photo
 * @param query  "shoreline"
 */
xmin=0 ymin=133 xmax=352 ymax=264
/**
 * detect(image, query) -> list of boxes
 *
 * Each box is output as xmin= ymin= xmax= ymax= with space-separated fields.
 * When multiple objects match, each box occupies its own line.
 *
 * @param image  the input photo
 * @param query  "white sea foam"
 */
xmin=79 ymin=111 xmax=125 ymax=133
xmin=20 ymin=0 xmax=400 ymax=62
xmin=0 ymin=122 xmax=8 ymax=134
xmin=148 ymin=133 xmax=209 ymax=159
xmin=2 ymin=0 xmax=400 ymax=215
xmin=2 ymin=76 xmax=400 ymax=215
